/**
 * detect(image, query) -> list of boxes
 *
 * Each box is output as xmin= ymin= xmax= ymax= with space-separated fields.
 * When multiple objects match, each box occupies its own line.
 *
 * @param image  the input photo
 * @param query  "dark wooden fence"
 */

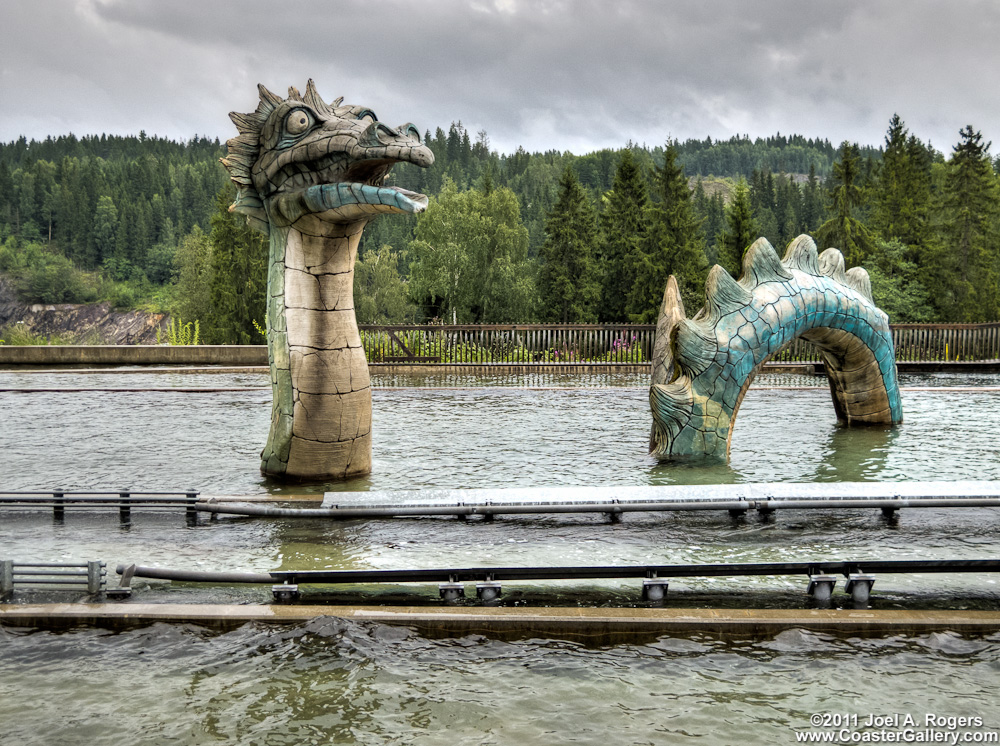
xmin=359 ymin=322 xmax=1000 ymax=365
xmin=360 ymin=324 xmax=655 ymax=364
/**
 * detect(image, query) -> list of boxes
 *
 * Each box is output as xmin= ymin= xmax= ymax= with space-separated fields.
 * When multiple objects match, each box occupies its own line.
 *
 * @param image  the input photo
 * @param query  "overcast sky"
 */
xmin=2 ymin=0 xmax=997 ymax=156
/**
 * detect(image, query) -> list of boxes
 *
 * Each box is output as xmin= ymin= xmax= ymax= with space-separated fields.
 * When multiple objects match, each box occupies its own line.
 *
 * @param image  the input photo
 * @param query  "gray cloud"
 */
xmin=2 ymin=0 xmax=998 ymax=155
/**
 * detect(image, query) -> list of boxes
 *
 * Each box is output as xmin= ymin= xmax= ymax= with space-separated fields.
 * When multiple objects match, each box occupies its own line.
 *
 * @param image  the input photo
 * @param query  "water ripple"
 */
xmin=1 ymin=622 xmax=998 ymax=746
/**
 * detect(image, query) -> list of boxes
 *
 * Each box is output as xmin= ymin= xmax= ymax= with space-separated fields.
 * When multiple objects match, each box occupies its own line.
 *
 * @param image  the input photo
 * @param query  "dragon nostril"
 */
xmin=361 ymin=122 xmax=402 ymax=147
xmin=400 ymin=123 xmax=421 ymax=142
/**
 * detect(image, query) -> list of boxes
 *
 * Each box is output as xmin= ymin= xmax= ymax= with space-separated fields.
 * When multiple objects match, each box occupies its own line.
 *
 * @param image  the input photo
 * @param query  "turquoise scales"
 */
xmin=649 ymin=235 xmax=903 ymax=460
xmin=221 ymin=81 xmax=434 ymax=480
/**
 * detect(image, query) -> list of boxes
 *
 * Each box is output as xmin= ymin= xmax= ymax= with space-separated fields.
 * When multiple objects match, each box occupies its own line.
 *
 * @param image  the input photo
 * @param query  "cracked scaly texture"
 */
xmin=649 ymin=235 xmax=902 ymax=461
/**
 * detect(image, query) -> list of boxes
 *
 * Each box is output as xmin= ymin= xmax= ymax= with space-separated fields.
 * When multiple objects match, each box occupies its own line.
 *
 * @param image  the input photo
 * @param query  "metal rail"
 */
xmin=5 ymin=483 xmax=1000 ymax=523
xmin=1 ymin=561 xmax=106 ymax=597
xmin=116 ymin=559 xmax=1000 ymax=585
xmin=114 ymin=559 xmax=1000 ymax=604
xmin=0 ymin=491 xmax=200 ymax=522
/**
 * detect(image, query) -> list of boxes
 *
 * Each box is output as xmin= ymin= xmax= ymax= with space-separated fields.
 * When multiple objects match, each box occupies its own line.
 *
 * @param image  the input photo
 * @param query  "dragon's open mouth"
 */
xmin=343 ymin=158 xmax=395 ymax=186
xmin=327 ymin=156 xmax=428 ymax=214
xmin=266 ymin=154 xmax=429 ymax=220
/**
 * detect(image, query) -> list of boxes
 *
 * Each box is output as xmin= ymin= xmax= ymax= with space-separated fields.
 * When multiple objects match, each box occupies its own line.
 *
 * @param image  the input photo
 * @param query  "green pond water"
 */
xmin=1 ymin=370 xmax=999 ymax=744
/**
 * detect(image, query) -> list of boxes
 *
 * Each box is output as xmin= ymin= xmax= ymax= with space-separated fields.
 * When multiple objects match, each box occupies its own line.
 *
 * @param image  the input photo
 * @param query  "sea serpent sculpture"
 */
xmin=221 ymin=81 xmax=434 ymax=480
xmin=649 ymin=235 xmax=903 ymax=460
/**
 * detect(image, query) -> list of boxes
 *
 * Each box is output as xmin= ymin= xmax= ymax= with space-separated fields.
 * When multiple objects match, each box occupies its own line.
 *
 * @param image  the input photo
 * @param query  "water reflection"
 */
xmin=814 ymin=424 xmax=898 ymax=482
xmin=646 ymin=457 xmax=743 ymax=485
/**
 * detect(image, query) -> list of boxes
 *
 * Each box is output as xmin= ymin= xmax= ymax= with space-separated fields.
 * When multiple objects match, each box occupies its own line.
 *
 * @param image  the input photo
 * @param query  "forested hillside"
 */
xmin=1 ymin=114 xmax=997 ymax=343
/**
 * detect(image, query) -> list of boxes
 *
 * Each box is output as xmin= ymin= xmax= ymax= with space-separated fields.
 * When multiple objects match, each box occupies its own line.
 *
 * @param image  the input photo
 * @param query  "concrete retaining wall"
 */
xmin=0 ymin=346 xmax=652 ymax=372
xmin=0 ymin=345 xmax=268 ymax=366
xmin=1 ymin=345 xmax=996 ymax=374
xmin=2 ymin=604 xmax=999 ymax=638
xmin=368 ymin=362 xmax=655 ymax=375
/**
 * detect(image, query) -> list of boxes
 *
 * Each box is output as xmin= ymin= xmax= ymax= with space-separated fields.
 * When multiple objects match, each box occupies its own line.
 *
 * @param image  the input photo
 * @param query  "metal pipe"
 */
xmin=194 ymin=496 xmax=1000 ymax=520
xmin=194 ymin=500 xmax=753 ymax=519
xmin=757 ymin=498 xmax=1000 ymax=510
xmin=116 ymin=559 xmax=1000 ymax=587
xmin=115 ymin=564 xmax=273 ymax=584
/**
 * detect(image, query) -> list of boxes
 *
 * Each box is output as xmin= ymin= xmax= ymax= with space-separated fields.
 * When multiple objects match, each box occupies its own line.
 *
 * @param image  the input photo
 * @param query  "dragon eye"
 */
xmin=285 ymin=109 xmax=312 ymax=135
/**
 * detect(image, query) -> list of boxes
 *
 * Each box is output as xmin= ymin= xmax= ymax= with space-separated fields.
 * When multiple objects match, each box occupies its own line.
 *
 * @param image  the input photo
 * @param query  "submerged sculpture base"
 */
xmin=262 ymin=431 xmax=372 ymax=482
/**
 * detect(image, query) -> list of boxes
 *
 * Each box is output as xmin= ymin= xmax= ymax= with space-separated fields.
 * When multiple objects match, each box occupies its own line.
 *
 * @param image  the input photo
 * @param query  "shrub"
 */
xmin=0 ymin=238 xmax=99 ymax=304
xmin=157 ymin=317 xmax=200 ymax=345
xmin=0 ymin=322 xmax=76 ymax=345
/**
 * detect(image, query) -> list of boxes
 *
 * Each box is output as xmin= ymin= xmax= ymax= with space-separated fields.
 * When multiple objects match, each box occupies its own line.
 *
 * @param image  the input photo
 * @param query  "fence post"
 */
xmin=119 ymin=491 xmax=131 ymax=524
xmin=186 ymin=490 xmax=199 ymax=526
xmin=1 ymin=560 xmax=13 ymax=598
xmin=87 ymin=561 xmax=103 ymax=594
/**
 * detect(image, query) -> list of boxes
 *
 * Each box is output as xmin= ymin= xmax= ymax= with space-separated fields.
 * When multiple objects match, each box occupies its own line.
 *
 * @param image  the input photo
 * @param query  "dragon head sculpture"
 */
xmin=221 ymin=79 xmax=434 ymax=230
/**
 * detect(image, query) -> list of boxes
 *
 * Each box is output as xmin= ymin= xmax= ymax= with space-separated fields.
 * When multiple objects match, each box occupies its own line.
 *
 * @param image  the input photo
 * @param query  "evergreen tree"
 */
xmin=0 ymin=161 xmax=12 ymax=229
xmin=626 ymin=144 xmax=708 ymax=320
xmin=816 ymin=141 xmax=876 ymax=264
xmin=92 ymin=195 xmax=119 ymax=266
xmin=691 ymin=178 xmax=709 ymax=225
xmin=718 ymin=179 xmax=757 ymax=277
xmin=774 ymin=174 xmax=802 ymax=247
xmin=800 ymin=163 xmax=824 ymax=232
xmin=537 ymin=166 xmax=601 ymax=322
xmin=748 ymin=169 xmax=780 ymax=247
xmin=870 ymin=114 xmax=932 ymax=250
xmin=866 ymin=239 xmax=935 ymax=322
xmin=934 ymin=126 xmax=1000 ymax=320
xmin=702 ymin=192 xmax=726 ymax=265
xmin=207 ymin=183 xmax=267 ymax=344
xmin=171 ymin=225 xmax=214 ymax=327
xmin=598 ymin=149 xmax=648 ymax=321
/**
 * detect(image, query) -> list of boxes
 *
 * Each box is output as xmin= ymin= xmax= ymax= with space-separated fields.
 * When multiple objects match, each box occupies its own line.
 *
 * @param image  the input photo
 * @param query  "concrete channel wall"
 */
xmin=1 ymin=345 xmax=997 ymax=374
xmin=0 ymin=345 xmax=653 ymax=373
xmin=0 ymin=345 xmax=267 ymax=366
xmin=2 ymin=604 xmax=1000 ymax=637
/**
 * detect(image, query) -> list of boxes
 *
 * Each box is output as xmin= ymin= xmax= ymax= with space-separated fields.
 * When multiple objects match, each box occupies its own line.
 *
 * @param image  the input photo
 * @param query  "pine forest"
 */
xmin=1 ymin=114 xmax=999 ymax=344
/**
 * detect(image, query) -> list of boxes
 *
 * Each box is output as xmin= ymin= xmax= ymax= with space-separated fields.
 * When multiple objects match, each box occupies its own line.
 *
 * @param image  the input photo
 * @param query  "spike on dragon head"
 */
xmin=220 ymin=80 xmax=434 ymax=231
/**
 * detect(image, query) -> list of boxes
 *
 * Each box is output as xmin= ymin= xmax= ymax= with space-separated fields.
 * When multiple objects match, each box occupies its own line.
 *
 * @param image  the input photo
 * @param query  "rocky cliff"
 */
xmin=0 ymin=276 xmax=168 ymax=344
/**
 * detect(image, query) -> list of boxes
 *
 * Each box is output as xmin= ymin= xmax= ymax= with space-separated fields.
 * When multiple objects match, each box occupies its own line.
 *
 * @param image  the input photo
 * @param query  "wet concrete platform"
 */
xmin=2 ymin=604 xmax=999 ymax=640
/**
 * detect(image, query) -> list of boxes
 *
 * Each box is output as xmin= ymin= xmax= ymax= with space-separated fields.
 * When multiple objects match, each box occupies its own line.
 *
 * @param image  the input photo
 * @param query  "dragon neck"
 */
xmin=261 ymin=220 xmax=372 ymax=480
